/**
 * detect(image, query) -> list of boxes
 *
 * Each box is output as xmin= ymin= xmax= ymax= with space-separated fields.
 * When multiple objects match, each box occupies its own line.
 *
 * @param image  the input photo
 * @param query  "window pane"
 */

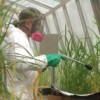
xmin=79 ymin=0 xmax=99 ymax=45
xmin=56 ymin=7 xmax=71 ymax=43
xmin=46 ymin=14 xmax=57 ymax=33
xmin=8 ymin=0 xmax=49 ymax=14
xmin=66 ymin=0 xmax=85 ymax=40
xmin=35 ymin=0 xmax=59 ymax=7
xmin=56 ymin=7 xmax=67 ymax=33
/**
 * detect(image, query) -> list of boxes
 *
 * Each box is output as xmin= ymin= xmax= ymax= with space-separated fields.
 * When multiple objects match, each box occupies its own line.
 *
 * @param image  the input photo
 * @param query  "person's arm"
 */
xmin=5 ymin=30 xmax=47 ymax=71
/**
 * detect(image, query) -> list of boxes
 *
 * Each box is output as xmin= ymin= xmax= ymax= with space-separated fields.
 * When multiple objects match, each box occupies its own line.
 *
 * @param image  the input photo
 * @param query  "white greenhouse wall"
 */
xmin=79 ymin=0 xmax=99 ymax=45
xmin=46 ymin=14 xmax=57 ymax=34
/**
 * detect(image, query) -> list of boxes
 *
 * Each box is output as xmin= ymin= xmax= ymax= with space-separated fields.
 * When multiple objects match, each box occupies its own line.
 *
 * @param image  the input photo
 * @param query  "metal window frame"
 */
xmin=62 ymin=5 xmax=73 ymax=35
xmin=45 ymin=0 xmax=71 ymax=17
xmin=76 ymin=0 xmax=93 ymax=49
xmin=44 ymin=18 xmax=51 ymax=34
xmin=91 ymin=0 xmax=100 ymax=34
xmin=52 ymin=12 xmax=65 ymax=84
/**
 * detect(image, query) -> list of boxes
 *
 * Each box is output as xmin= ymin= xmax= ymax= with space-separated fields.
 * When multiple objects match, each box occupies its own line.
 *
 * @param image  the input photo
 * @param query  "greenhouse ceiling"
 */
xmin=7 ymin=0 xmax=71 ymax=16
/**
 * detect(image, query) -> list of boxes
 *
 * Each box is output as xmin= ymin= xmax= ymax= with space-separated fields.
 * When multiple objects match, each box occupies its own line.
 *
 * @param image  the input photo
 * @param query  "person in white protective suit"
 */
xmin=3 ymin=7 xmax=64 ymax=100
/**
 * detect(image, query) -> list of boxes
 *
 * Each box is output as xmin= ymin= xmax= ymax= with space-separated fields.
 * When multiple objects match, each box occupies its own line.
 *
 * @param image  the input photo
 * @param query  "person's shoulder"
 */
xmin=7 ymin=24 xmax=24 ymax=37
xmin=6 ymin=24 xmax=29 ymax=43
xmin=7 ymin=24 xmax=18 ymax=36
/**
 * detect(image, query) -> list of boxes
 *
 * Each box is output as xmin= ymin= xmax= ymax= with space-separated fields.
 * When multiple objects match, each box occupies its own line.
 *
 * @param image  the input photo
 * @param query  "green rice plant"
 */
xmin=0 ymin=0 xmax=19 ymax=99
xmin=57 ymin=26 xmax=100 ymax=94
xmin=38 ymin=68 xmax=51 ymax=87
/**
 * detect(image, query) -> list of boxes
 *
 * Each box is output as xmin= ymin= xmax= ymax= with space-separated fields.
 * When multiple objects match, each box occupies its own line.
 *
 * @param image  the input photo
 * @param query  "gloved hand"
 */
xmin=46 ymin=54 xmax=62 ymax=67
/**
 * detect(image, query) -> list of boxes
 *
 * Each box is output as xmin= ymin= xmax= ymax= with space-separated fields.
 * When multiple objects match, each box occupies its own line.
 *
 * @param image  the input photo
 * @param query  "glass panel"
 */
xmin=26 ymin=3 xmax=49 ymax=14
xmin=56 ymin=7 xmax=67 ymax=33
xmin=35 ymin=0 xmax=59 ymax=7
xmin=9 ymin=0 xmax=49 ymax=14
xmin=46 ymin=14 xmax=57 ymax=33
xmin=79 ymin=0 xmax=99 ymax=45
xmin=66 ymin=0 xmax=85 ymax=40
xmin=56 ymin=7 xmax=71 ymax=43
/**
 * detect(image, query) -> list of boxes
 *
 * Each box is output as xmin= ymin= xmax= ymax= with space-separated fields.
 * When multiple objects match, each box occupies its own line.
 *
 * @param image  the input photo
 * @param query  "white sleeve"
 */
xmin=5 ymin=31 xmax=48 ymax=71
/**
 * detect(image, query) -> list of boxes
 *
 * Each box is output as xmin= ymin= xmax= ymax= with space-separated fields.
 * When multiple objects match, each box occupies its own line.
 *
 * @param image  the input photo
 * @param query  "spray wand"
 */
xmin=60 ymin=53 xmax=92 ymax=70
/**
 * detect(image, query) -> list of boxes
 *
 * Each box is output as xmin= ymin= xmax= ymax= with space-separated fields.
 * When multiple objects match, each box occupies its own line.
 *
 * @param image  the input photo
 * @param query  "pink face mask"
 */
xmin=31 ymin=31 xmax=44 ymax=42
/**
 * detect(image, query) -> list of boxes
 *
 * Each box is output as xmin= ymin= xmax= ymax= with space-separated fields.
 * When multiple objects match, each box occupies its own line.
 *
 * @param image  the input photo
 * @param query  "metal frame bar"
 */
xmin=45 ymin=0 xmax=71 ymax=17
xmin=44 ymin=18 xmax=51 ymax=34
xmin=52 ymin=13 xmax=60 ymax=34
xmin=90 ymin=0 xmax=100 ymax=33
xmin=76 ymin=0 xmax=93 ymax=49
xmin=51 ymin=12 xmax=65 ymax=84
xmin=52 ymin=12 xmax=65 ymax=49
xmin=62 ymin=5 xmax=77 ymax=49
xmin=62 ymin=5 xmax=74 ymax=36
xmin=52 ymin=13 xmax=60 ymax=84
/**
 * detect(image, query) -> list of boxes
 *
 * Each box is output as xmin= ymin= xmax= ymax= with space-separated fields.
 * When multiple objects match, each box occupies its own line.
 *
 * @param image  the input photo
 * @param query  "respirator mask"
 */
xmin=31 ymin=18 xmax=44 ymax=42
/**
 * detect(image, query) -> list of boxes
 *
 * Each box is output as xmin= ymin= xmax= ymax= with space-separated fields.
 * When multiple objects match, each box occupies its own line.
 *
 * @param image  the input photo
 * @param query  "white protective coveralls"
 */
xmin=3 ymin=25 xmax=48 ymax=100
